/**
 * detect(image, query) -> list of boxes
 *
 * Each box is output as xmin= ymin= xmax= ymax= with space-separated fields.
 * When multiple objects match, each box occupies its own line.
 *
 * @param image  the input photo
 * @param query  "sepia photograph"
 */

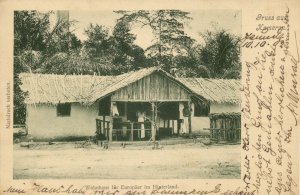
xmin=1 ymin=0 xmax=299 ymax=194
xmin=13 ymin=9 xmax=242 ymax=179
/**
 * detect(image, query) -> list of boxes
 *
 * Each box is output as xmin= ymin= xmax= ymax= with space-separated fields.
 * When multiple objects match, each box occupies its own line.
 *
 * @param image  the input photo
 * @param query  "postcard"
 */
xmin=0 ymin=0 xmax=299 ymax=194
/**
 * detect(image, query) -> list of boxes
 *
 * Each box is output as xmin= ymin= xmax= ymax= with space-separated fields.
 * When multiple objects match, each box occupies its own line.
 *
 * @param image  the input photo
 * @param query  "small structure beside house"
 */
xmin=19 ymin=67 xmax=241 ymax=143
xmin=207 ymin=112 xmax=241 ymax=143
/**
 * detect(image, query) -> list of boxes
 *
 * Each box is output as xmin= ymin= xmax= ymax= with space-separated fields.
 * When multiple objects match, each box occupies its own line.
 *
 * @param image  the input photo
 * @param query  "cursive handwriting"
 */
xmin=3 ymin=186 xmax=26 ymax=194
xmin=241 ymin=7 xmax=298 ymax=195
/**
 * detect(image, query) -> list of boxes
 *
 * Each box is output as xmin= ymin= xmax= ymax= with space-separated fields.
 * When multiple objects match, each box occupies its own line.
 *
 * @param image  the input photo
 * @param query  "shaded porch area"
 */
xmin=96 ymin=98 xmax=193 ymax=142
xmin=111 ymin=101 xmax=191 ymax=141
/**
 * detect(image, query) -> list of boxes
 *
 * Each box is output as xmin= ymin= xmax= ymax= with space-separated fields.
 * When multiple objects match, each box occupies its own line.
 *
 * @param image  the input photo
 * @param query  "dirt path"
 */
xmin=13 ymin=143 xmax=240 ymax=179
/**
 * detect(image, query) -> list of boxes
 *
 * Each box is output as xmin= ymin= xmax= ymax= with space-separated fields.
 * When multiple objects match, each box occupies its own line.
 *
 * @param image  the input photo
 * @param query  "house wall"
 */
xmin=189 ymin=103 xmax=210 ymax=134
xmin=154 ymin=102 xmax=240 ymax=134
xmin=26 ymin=101 xmax=240 ymax=138
xmin=26 ymin=103 xmax=99 ymax=138
xmin=210 ymin=102 xmax=240 ymax=113
xmin=190 ymin=102 xmax=240 ymax=134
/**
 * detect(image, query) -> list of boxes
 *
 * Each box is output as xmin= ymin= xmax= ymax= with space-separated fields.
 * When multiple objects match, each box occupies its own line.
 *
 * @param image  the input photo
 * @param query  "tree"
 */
xmin=115 ymin=10 xmax=195 ymax=71
xmin=112 ymin=20 xmax=147 ymax=71
xmin=13 ymin=57 xmax=28 ymax=124
xmin=82 ymin=23 xmax=130 ymax=74
xmin=46 ymin=31 xmax=82 ymax=56
xmin=14 ymin=11 xmax=51 ymax=56
xmin=13 ymin=11 xmax=51 ymax=124
xmin=13 ymin=10 xmax=82 ymax=124
xmin=198 ymin=29 xmax=241 ymax=79
xmin=83 ymin=24 xmax=112 ymax=59
xmin=173 ymin=55 xmax=210 ymax=78
xmin=82 ymin=22 xmax=147 ymax=75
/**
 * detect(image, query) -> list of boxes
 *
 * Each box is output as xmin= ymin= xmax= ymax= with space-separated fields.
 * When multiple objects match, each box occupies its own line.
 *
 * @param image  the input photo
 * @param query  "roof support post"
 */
xmin=109 ymin=99 xmax=113 ymax=141
xmin=188 ymin=101 xmax=192 ymax=135
xmin=151 ymin=102 xmax=156 ymax=142
xmin=25 ymin=104 xmax=29 ymax=135
xmin=124 ymin=102 xmax=127 ymax=121
xmin=103 ymin=115 xmax=106 ymax=140
xmin=130 ymin=122 xmax=134 ymax=141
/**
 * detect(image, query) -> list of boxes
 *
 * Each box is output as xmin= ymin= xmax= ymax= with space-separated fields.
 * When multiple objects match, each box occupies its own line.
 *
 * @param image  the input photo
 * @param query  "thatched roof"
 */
xmin=20 ymin=67 xmax=158 ymax=104
xmin=20 ymin=67 xmax=240 ymax=104
xmin=209 ymin=112 xmax=241 ymax=119
xmin=177 ymin=78 xmax=240 ymax=104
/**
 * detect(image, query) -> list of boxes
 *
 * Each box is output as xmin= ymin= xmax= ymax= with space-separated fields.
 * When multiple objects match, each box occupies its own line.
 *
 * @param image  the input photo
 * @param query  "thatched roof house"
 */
xmin=20 ymin=67 xmax=240 ymax=105
xmin=19 ymin=67 xmax=241 ymax=141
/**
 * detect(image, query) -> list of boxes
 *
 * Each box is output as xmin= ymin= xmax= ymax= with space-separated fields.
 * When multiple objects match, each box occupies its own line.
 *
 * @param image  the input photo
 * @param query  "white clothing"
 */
xmin=138 ymin=111 xmax=146 ymax=138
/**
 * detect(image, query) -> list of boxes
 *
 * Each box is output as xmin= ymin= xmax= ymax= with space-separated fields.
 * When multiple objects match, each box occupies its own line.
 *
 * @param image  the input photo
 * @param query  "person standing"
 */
xmin=138 ymin=111 xmax=146 ymax=139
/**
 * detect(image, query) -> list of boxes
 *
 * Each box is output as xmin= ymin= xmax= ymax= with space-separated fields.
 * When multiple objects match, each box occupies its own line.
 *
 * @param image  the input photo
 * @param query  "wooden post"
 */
xmin=155 ymin=102 xmax=158 ymax=138
xmin=124 ymin=102 xmax=127 ymax=121
xmin=172 ymin=120 xmax=174 ymax=135
xmin=103 ymin=115 xmax=106 ymax=138
xmin=124 ymin=102 xmax=128 ymax=140
xmin=109 ymin=100 xmax=113 ymax=141
xmin=138 ymin=123 xmax=140 ymax=139
xmin=188 ymin=101 xmax=192 ymax=134
xmin=131 ymin=122 xmax=133 ymax=141
xmin=151 ymin=102 xmax=156 ymax=141
xmin=177 ymin=119 xmax=180 ymax=135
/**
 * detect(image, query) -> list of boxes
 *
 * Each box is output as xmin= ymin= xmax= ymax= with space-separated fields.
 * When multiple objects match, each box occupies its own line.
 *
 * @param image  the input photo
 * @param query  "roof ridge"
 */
xmin=178 ymin=77 xmax=240 ymax=81
xmin=20 ymin=67 xmax=241 ymax=104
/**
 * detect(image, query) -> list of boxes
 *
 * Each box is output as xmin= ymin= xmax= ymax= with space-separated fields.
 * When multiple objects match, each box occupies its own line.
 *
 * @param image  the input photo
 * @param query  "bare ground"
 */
xmin=13 ymin=142 xmax=240 ymax=179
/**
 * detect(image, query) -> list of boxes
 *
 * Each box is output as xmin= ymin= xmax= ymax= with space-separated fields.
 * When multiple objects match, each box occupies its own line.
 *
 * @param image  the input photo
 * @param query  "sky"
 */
xmin=67 ymin=10 xmax=241 ymax=49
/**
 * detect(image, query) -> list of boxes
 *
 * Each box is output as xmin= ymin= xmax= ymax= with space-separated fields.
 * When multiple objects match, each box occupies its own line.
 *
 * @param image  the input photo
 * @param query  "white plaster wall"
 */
xmin=191 ymin=117 xmax=210 ymax=132
xmin=26 ymin=102 xmax=240 ymax=138
xmin=210 ymin=103 xmax=240 ymax=113
xmin=190 ymin=102 xmax=240 ymax=133
xmin=26 ymin=103 xmax=98 ymax=138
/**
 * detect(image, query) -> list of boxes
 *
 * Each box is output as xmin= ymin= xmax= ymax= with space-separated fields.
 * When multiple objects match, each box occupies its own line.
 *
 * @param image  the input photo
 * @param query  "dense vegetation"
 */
xmin=13 ymin=10 xmax=241 ymax=124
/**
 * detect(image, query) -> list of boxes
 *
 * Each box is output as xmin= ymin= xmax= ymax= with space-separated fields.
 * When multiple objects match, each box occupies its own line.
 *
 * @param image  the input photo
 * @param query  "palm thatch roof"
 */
xmin=209 ymin=112 xmax=241 ymax=119
xmin=20 ymin=67 xmax=158 ymax=104
xmin=19 ymin=67 xmax=240 ymax=105
xmin=177 ymin=78 xmax=240 ymax=104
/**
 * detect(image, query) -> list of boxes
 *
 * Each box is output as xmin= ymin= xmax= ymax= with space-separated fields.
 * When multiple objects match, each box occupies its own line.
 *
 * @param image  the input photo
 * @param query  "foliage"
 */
xmin=82 ymin=22 xmax=147 ymax=74
xmin=14 ymin=11 xmax=51 ymax=56
xmin=13 ymin=57 xmax=28 ymax=124
xmin=13 ymin=11 xmax=51 ymax=124
xmin=115 ymin=10 xmax=195 ymax=71
xmin=41 ymin=52 xmax=130 ymax=75
xmin=83 ymin=24 xmax=111 ymax=59
xmin=14 ymin=11 xmax=81 ymax=58
xmin=46 ymin=31 xmax=82 ymax=56
xmin=13 ymin=10 xmax=241 ymax=124
xmin=13 ymin=11 xmax=81 ymax=124
xmin=112 ymin=20 xmax=147 ymax=70
xmin=198 ymin=30 xmax=241 ymax=79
